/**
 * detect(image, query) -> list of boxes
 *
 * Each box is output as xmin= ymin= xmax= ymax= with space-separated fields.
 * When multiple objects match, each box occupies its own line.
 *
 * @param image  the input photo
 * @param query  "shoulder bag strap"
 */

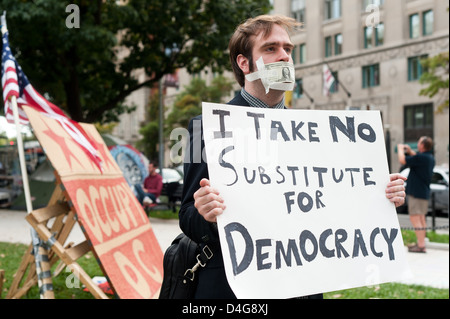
xmin=183 ymin=244 xmax=214 ymax=282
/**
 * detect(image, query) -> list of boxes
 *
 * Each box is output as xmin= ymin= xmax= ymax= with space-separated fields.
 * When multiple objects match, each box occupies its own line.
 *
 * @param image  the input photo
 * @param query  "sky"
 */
xmin=0 ymin=115 xmax=32 ymax=138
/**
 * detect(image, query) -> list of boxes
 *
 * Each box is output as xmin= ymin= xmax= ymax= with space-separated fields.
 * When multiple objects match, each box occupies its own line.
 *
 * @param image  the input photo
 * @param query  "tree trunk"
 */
xmin=64 ymin=76 xmax=83 ymax=122
xmin=63 ymin=49 xmax=84 ymax=122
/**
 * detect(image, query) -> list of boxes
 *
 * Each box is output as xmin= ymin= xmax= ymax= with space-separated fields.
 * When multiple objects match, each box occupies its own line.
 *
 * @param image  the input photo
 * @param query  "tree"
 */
xmin=1 ymin=0 xmax=270 ymax=123
xmin=166 ymin=75 xmax=234 ymax=130
xmin=136 ymin=91 xmax=161 ymax=161
xmin=137 ymin=75 xmax=233 ymax=160
xmin=419 ymin=52 xmax=449 ymax=112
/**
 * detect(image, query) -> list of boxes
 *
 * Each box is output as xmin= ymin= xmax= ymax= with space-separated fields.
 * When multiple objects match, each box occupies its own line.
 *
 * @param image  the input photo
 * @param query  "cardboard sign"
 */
xmin=202 ymin=102 xmax=410 ymax=299
xmin=23 ymin=106 xmax=163 ymax=299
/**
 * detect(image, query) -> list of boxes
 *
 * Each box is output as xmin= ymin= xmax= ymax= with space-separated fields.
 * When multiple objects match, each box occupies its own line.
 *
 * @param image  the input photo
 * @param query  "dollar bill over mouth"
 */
xmin=246 ymin=57 xmax=295 ymax=93
xmin=264 ymin=61 xmax=295 ymax=83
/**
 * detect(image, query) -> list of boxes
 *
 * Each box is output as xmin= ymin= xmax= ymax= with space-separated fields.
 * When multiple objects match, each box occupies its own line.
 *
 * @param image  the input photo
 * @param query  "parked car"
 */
xmin=174 ymin=164 xmax=184 ymax=177
xmin=158 ymin=168 xmax=183 ymax=184
xmin=0 ymin=190 xmax=11 ymax=208
xmin=396 ymin=166 xmax=449 ymax=216
xmin=157 ymin=168 xmax=184 ymax=211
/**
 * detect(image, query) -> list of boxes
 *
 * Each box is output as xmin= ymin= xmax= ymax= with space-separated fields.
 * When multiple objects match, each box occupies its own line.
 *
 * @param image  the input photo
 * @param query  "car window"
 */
xmin=431 ymin=172 xmax=445 ymax=184
xmin=162 ymin=169 xmax=182 ymax=180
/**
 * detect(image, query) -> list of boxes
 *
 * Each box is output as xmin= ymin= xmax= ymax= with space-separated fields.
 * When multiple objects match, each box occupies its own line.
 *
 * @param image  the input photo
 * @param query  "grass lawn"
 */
xmin=147 ymin=208 xmax=179 ymax=219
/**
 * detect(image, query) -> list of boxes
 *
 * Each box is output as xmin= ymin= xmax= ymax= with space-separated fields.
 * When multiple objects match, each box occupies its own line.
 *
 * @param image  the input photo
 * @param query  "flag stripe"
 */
xmin=2 ymin=27 xmax=103 ymax=171
xmin=323 ymin=64 xmax=335 ymax=96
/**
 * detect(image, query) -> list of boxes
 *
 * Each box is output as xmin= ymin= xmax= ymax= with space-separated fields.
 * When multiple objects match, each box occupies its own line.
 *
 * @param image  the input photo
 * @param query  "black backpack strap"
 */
xmin=183 ymin=244 xmax=214 ymax=281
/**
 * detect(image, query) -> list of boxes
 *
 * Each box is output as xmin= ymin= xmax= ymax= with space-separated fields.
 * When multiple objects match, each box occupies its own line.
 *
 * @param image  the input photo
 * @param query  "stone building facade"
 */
xmin=275 ymin=0 xmax=448 ymax=171
xmin=114 ymin=0 xmax=448 ymax=171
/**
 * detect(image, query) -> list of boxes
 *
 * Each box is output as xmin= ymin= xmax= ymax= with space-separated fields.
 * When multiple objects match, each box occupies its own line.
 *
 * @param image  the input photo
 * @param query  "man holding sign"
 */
xmin=179 ymin=15 xmax=407 ymax=299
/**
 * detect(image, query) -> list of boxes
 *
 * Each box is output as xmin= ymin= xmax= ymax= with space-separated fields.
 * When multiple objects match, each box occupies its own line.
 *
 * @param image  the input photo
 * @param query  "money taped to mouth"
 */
xmin=264 ymin=61 xmax=295 ymax=82
xmin=245 ymin=56 xmax=295 ymax=94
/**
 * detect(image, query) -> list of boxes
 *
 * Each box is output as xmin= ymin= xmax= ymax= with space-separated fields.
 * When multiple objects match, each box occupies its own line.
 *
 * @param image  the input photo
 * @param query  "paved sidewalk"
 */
xmin=0 ymin=209 xmax=448 ymax=290
xmin=0 ymin=209 xmax=181 ymax=250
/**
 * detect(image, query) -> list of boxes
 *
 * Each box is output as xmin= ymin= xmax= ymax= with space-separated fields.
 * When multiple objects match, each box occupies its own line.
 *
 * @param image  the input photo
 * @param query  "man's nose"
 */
xmin=278 ymin=48 xmax=290 ymax=62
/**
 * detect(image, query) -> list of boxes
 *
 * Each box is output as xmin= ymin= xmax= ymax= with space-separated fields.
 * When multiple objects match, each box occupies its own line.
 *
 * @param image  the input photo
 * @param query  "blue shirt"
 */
xmin=405 ymin=151 xmax=435 ymax=199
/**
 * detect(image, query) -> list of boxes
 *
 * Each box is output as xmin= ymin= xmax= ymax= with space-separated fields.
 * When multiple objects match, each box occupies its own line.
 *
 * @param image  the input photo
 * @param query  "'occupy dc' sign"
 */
xmin=202 ymin=102 xmax=410 ymax=299
xmin=23 ymin=106 xmax=163 ymax=299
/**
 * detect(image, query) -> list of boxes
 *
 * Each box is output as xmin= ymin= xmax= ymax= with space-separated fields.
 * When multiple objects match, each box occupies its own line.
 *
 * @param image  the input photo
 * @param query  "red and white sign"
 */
xmin=23 ymin=106 xmax=163 ymax=299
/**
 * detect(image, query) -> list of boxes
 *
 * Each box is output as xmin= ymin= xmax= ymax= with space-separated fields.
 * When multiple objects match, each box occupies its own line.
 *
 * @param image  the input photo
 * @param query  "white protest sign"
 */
xmin=202 ymin=102 xmax=410 ymax=299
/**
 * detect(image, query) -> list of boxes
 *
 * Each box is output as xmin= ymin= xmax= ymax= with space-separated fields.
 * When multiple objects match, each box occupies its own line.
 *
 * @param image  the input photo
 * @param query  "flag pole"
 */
xmin=11 ymin=79 xmax=55 ymax=301
xmin=300 ymin=83 xmax=314 ymax=104
xmin=10 ymin=97 xmax=33 ymax=213
xmin=2 ymin=12 xmax=54 ymax=299
xmin=325 ymin=62 xmax=352 ymax=99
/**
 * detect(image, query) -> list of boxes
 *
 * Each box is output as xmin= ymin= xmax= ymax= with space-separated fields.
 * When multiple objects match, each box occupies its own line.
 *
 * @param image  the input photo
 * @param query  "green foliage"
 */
xmin=148 ymin=208 xmax=179 ymax=220
xmin=0 ymin=242 xmax=100 ymax=299
xmin=324 ymin=282 xmax=449 ymax=299
xmin=419 ymin=52 xmax=449 ymax=112
xmin=135 ymin=89 xmax=161 ymax=160
xmin=137 ymin=75 xmax=233 ymax=159
xmin=166 ymin=75 xmax=234 ymax=131
xmin=402 ymin=229 xmax=449 ymax=245
xmin=0 ymin=0 xmax=270 ymax=123
xmin=138 ymin=118 xmax=160 ymax=161
xmin=94 ymin=122 xmax=118 ymax=134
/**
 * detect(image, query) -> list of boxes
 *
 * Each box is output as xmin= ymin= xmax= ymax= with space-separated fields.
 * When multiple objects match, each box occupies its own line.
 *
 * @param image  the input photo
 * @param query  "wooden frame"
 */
xmin=0 ymin=269 xmax=4 ymax=298
xmin=6 ymin=181 xmax=108 ymax=299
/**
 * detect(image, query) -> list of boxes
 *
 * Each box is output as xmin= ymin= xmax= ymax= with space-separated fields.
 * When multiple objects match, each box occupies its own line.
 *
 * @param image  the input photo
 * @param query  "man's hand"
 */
xmin=194 ymin=178 xmax=226 ymax=223
xmin=386 ymin=173 xmax=407 ymax=207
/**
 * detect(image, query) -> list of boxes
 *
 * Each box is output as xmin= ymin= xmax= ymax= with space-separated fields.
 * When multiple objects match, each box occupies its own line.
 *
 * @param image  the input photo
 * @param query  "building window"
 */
xmin=410 ymin=10 xmax=434 ymax=39
xmin=292 ymin=0 xmax=306 ymax=23
xmin=324 ymin=0 xmax=341 ymax=20
xmin=364 ymin=23 xmax=384 ymax=49
xmin=364 ymin=26 xmax=373 ymax=49
xmin=362 ymin=64 xmax=380 ymax=88
xmin=409 ymin=13 xmax=420 ymax=39
xmin=294 ymin=78 xmax=303 ymax=99
xmin=423 ymin=10 xmax=433 ymax=36
xmin=325 ymin=34 xmax=342 ymax=57
xmin=375 ymin=23 xmax=384 ymax=46
xmin=292 ymin=45 xmax=297 ymax=64
xmin=334 ymin=34 xmax=343 ymax=55
xmin=299 ymin=43 xmax=306 ymax=64
xmin=408 ymin=55 xmax=428 ymax=81
xmin=363 ymin=0 xmax=384 ymax=7
xmin=292 ymin=44 xmax=306 ymax=65
xmin=404 ymin=103 xmax=433 ymax=142
xmin=325 ymin=36 xmax=332 ymax=57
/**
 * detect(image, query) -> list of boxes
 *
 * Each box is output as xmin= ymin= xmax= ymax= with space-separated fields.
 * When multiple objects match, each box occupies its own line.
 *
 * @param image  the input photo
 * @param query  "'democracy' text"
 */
xmin=225 ymin=222 xmax=399 ymax=276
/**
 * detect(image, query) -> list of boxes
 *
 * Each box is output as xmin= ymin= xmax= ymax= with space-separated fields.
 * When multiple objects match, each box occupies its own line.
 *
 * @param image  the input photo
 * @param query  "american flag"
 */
xmin=323 ymin=64 xmax=335 ymax=96
xmin=2 ymin=26 xmax=103 ymax=171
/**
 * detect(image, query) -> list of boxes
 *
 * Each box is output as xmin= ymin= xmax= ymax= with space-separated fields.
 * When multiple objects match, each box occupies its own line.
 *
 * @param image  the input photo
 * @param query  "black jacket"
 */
xmin=179 ymin=93 xmax=248 ymax=299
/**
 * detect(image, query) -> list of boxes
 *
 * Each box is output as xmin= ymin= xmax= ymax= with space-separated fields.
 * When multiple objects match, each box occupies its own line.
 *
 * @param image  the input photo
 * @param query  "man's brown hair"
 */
xmin=228 ymin=15 xmax=302 ymax=87
xmin=420 ymin=136 xmax=433 ymax=152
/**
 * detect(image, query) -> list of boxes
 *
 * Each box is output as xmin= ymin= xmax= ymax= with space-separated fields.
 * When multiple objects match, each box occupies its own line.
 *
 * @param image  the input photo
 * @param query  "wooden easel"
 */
xmin=6 ymin=178 xmax=108 ymax=299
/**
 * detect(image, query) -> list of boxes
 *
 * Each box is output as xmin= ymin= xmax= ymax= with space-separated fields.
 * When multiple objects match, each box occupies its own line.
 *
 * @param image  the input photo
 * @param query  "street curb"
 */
xmin=426 ymin=241 xmax=449 ymax=251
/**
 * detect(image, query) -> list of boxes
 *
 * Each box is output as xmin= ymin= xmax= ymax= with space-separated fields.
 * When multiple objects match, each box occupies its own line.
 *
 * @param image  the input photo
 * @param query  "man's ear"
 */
xmin=236 ymin=54 xmax=250 ymax=74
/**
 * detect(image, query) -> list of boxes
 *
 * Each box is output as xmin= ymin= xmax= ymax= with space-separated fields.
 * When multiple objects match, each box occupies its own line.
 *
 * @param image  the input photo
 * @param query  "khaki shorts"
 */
xmin=408 ymin=195 xmax=429 ymax=215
